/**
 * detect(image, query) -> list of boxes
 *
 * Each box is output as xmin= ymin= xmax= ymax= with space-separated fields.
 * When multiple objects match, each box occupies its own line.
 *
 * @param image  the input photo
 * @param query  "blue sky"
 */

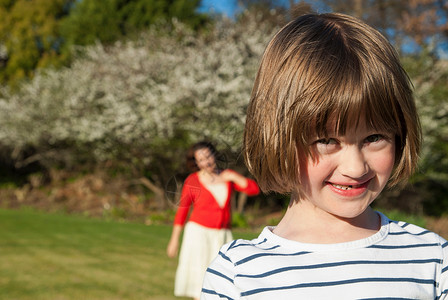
xmin=200 ymin=0 xmax=328 ymax=18
xmin=198 ymin=0 xmax=447 ymax=58
xmin=198 ymin=0 xmax=240 ymax=17
xmin=198 ymin=0 xmax=330 ymax=18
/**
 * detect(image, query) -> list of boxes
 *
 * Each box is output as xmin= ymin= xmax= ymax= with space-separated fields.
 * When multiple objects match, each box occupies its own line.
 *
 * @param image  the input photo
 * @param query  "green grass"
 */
xmin=3 ymin=207 xmax=429 ymax=300
xmin=377 ymin=208 xmax=427 ymax=228
xmin=0 ymin=208 xmax=258 ymax=300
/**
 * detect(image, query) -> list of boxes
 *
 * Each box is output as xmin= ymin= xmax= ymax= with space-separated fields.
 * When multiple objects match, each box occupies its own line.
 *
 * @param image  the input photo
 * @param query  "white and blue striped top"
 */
xmin=201 ymin=212 xmax=448 ymax=299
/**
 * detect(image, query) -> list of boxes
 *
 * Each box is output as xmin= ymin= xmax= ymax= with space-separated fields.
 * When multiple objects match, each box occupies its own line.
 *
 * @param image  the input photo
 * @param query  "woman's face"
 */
xmin=194 ymin=147 xmax=217 ymax=173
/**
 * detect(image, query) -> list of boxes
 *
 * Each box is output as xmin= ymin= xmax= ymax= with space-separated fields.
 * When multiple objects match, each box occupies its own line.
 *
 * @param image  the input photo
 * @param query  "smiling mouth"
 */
xmin=330 ymin=183 xmax=365 ymax=190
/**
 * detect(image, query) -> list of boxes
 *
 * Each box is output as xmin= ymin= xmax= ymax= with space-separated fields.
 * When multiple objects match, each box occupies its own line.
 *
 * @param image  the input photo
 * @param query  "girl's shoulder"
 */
xmin=382 ymin=213 xmax=448 ymax=261
xmin=386 ymin=216 xmax=448 ymax=247
xmin=217 ymin=227 xmax=282 ymax=263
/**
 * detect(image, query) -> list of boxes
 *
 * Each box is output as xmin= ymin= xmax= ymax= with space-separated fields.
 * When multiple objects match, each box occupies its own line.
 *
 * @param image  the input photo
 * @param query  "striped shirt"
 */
xmin=201 ymin=212 xmax=448 ymax=299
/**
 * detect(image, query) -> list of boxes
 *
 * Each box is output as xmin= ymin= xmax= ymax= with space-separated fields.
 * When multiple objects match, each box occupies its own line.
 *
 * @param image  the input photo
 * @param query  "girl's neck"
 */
xmin=273 ymin=202 xmax=380 ymax=244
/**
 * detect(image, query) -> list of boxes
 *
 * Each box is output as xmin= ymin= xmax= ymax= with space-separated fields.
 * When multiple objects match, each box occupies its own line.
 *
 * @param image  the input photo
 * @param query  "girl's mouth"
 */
xmin=330 ymin=183 xmax=362 ymax=190
xmin=327 ymin=180 xmax=371 ymax=197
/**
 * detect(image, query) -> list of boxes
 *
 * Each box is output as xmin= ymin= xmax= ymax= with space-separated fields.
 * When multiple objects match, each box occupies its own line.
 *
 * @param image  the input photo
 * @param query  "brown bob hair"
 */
xmin=243 ymin=13 xmax=421 ymax=194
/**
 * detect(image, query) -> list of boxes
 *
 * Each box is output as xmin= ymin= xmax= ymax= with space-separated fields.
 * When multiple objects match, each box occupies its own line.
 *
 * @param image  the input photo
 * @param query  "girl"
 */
xmin=201 ymin=13 xmax=447 ymax=299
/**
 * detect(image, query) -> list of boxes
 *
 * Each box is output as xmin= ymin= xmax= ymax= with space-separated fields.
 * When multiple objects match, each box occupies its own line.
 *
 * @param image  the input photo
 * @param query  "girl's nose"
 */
xmin=339 ymin=146 xmax=369 ymax=179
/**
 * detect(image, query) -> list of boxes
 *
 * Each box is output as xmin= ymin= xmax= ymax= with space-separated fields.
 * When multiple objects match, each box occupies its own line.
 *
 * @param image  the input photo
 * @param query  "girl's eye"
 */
xmin=316 ymin=138 xmax=337 ymax=145
xmin=365 ymin=134 xmax=384 ymax=143
xmin=314 ymin=138 xmax=339 ymax=154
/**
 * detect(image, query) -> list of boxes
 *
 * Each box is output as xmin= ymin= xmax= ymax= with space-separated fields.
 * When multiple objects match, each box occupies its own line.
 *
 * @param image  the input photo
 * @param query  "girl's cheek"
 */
xmin=370 ymin=149 xmax=395 ymax=173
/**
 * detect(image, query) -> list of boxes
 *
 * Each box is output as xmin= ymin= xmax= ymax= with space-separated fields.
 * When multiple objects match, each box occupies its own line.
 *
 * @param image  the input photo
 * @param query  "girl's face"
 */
xmin=299 ymin=118 xmax=395 ymax=221
xmin=194 ymin=147 xmax=217 ymax=173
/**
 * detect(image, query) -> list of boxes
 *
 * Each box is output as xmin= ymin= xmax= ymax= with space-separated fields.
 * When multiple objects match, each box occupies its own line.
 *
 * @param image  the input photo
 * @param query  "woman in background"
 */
xmin=166 ymin=141 xmax=259 ymax=300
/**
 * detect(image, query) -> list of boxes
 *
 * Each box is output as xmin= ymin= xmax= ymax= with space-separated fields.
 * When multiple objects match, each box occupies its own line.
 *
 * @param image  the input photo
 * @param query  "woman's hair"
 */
xmin=186 ymin=141 xmax=219 ymax=172
xmin=244 ymin=13 xmax=421 ymax=194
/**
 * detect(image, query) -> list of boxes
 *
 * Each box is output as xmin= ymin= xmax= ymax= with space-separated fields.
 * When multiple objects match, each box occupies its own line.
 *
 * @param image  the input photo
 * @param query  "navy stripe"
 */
xmin=400 ymin=222 xmax=410 ymax=228
xmin=202 ymin=288 xmax=234 ymax=300
xmin=442 ymin=265 xmax=448 ymax=273
xmin=227 ymin=239 xmax=238 ymax=250
xmin=229 ymin=239 xmax=276 ymax=251
xmin=235 ymin=251 xmax=311 ymax=266
xmin=236 ymin=259 xmax=441 ymax=279
xmin=228 ymin=238 xmax=268 ymax=250
xmin=442 ymin=241 xmax=448 ymax=248
xmin=228 ymin=240 xmax=248 ymax=250
xmin=359 ymin=297 xmax=415 ymax=300
xmin=241 ymin=277 xmax=436 ymax=297
xmin=390 ymin=220 xmax=410 ymax=228
xmin=228 ymin=242 xmax=251 ymax=250
xmin=388 ymin=232 xmax=409 ymax=236
xmin=256 ymin=238 xmax=268 ymax=246
xmin=369 ymin=243 xmax=439 ymax=249
xmin=261 ymin=245 xmax=281 ymax=251
xmin=206 ymin=267 xmax=234 ymax=283
xmin=389 ymin=230 xmax=431 ymax=236
xmin=218 ymin=251 xmax=232 ymax=263
xmin=435 ymin=289 xmax=448 ymax=300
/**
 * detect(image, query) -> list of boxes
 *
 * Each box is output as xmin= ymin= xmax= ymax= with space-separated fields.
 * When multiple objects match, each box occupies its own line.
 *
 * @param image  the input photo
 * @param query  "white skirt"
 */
xmin=174 ymin=222 xmax=233 ymax=298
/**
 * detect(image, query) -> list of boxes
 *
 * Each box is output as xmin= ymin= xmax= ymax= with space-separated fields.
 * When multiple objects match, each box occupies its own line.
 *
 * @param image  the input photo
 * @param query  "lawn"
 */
xmin=0 ymin=208 xmax=258 ymax=300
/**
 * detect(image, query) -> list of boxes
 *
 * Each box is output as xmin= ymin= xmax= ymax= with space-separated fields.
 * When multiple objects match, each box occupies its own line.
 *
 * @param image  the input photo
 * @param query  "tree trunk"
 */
xmin=237 ymin=192 xmax=248 ymax=214
xmin=354 ymin=0 xmax=363 ymax=19
xmin=139 ymin=177 xmax=166 ymax=210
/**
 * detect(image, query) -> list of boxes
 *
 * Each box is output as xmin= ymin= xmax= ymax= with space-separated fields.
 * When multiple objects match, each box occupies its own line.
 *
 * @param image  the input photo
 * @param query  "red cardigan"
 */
xmin=173 ymin=170 xmax=259 ymax=229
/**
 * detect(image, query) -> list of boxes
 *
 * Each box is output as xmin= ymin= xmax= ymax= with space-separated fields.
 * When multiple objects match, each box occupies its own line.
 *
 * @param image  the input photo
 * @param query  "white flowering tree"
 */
xmin=0 ymin=13 xmax=278 ymax=202
xmin=405 ymin=55 xmax=448 ymax=215
xmin=0 ymin=11 xmax=446 ymax=213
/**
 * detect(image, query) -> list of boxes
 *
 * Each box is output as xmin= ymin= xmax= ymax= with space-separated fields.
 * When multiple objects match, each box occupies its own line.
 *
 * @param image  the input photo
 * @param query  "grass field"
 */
xmin=0 ymin=208 xmax=258 ymax=300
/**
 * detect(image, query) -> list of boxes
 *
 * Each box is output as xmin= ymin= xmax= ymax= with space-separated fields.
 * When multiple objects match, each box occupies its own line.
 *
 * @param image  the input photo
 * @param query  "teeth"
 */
xmin=332 ymin=184 xmax=354 ymax=190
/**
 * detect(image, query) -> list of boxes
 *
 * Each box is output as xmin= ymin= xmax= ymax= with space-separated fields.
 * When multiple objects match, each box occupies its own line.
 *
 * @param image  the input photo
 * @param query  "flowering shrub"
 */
xmin=0 ymin=13 xmax=446 ymax=214
xmin=408 ymin=57 xmax=448 ymax=215
xmin=0 ymin=14 xmax=278 ymax=190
